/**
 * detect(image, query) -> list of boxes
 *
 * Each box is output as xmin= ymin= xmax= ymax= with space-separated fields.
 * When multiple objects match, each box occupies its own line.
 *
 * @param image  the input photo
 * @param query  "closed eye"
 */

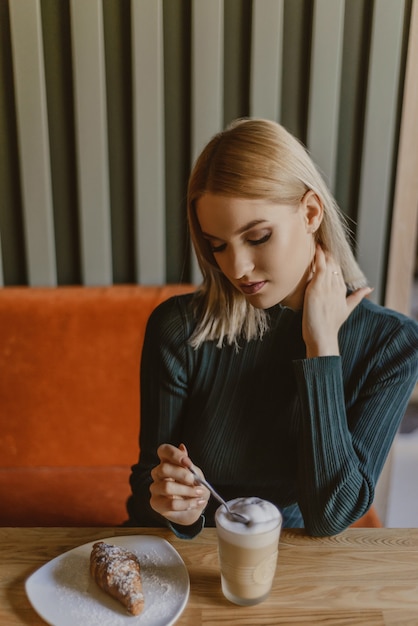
xmin=208 ymin=241 xmax=226 ymax=253
xmin=248 ymin=233 xmax=271 ymax=246
xmin=208 ymin=232 xmax=271 ymax=253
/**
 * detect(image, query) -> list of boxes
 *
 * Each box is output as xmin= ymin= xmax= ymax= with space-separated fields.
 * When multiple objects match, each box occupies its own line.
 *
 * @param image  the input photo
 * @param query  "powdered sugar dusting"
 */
xmin=25 ymin=536 xmax=190 ymax=626
xmin=90 ymin=542 xmax=144 ymax=613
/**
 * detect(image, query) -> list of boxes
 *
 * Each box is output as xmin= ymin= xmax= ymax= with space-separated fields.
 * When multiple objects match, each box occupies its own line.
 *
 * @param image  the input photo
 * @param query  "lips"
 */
xmin=239 ymin=281 xmax=266 ymax=295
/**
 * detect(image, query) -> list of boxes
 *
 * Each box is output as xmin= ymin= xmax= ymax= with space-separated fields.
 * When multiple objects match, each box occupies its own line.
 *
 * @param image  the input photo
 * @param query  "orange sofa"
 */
xmin=0 ymin=285 xmax=380 ymax=528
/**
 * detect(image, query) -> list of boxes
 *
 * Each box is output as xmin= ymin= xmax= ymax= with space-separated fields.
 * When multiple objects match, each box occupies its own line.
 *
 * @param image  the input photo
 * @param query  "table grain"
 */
xmin=1 ymin=527 xmax=417 ymax=625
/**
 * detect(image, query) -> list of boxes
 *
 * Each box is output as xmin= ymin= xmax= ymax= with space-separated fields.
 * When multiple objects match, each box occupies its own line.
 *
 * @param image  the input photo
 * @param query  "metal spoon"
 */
xmin=189 ymin=466 xmax=250 ymax=524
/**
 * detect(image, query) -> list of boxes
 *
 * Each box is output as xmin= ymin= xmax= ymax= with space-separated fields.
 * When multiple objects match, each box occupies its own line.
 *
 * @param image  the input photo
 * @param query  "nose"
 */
xmin=224 ymin=247 xmax=255 ymax=280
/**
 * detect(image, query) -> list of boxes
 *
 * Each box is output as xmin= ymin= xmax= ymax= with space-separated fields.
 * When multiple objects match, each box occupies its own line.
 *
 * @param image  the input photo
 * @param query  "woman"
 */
xmin=127 ymin=119 xmax=418 ymax=536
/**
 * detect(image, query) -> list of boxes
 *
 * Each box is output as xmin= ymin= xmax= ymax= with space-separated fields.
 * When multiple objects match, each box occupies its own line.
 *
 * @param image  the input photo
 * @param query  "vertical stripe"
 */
xmin=385 ymin=0 xmax=418 ymax=314
xmin=190 ymin=0 xmax=224 ymax=283
xmin=9 ymin=0 xmax=57 ymax=286
xmin=334 ymin=0 xmax=370 ymax=222
xmin=356 ymin=0 xmax=405 ymax=301
xmin=70 ymin=0 xmax=112 ymax=285
xmin=132 ymin=0 xmax=166 ymax=284
xmin=307 ymin=0 xmax=345 ymax=191
xmin=191 ymin=0 xmax=223 ymax=160
xmin=250 ymin=0 xmax=284 ymax=121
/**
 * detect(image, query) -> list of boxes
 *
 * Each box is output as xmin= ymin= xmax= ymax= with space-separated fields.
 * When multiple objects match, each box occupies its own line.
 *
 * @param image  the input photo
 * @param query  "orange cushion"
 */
xmin=0 ymin=285 xmax=194 ymax=468
xmin=350 ymin=506 xmax=382 ymax=528
xmin=0 ymin=467 xmax=130 ymax=526
xmin=0 ymin=284 xmax=194 ymax=526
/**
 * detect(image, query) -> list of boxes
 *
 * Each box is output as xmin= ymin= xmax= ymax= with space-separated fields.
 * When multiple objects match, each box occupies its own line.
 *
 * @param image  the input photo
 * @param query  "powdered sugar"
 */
xmin=90 ymin=542 xmax=144 ymax=612
xmin=25 ymin=535 xmax=190 ymax=626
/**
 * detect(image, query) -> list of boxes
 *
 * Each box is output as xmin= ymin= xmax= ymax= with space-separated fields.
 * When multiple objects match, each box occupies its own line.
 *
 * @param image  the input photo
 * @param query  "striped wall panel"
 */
xmin=250 ymin=0 xmax=283 ymax=121
xmin=307 ymin=0 xmax=345 ymax=191
xmin=8 ymin=0 xmax=57 ymax=286
xmin=132 ymin=0 xmax=166 ymax=284
xmin=0 ymin=0 xmax=415 ymax=297
xmin=70 ymin=0 xmax=113 ymax=286
xmin=386 ymin=0 xmax=418 ymax=315
xmin=356 ymin=0 xmax=407 ymax=304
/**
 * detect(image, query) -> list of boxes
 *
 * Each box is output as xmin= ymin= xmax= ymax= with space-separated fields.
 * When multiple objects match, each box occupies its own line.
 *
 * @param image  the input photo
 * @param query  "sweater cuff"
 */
xmin=293 ymin=355 xmax=343 ymax=389
xmin=167 ymin=515 xmax=205 ymax=539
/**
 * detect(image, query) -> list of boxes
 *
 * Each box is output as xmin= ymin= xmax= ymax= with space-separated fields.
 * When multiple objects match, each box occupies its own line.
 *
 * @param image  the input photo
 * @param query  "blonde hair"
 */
xmin=187 ymin=118 xmax=367 ymax=348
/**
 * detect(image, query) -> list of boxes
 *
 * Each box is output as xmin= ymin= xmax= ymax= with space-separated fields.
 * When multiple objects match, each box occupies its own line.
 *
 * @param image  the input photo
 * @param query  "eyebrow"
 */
xmin=201 ymin=220 xmax=268 ymax=239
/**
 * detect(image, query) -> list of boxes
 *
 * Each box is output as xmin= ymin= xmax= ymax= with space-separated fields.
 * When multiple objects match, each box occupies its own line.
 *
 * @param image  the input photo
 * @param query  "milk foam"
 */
xmin=216 ymin=497 xmax=281 ymax=534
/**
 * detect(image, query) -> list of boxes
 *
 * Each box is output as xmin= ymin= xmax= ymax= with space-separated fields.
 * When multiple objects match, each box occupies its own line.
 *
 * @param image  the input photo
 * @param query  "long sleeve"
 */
xmin=293 ymin=310 xmax=418 ymax=536
xmin=127 ymin=296 xmax=194 ymax=528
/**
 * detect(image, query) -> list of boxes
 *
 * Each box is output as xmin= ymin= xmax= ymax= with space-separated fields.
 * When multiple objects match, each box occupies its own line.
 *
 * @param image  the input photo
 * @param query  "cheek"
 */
xmin=269 ymin=228 xmax=311 ymax=271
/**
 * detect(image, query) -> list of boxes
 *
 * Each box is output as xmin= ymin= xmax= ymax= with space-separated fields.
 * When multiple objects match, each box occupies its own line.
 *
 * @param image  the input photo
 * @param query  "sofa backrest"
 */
xmin=0 ymin=284 xmax=382 ymax=528
xmin=0 ymin=284 xmax=196 ymax=525
xmin=0 ymin=285 xmax=195 ymax=470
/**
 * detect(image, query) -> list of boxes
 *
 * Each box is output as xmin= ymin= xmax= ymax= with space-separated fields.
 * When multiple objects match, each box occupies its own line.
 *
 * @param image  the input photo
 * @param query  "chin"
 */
xmin=245 ymin=293 xmax=283 ymax=310
xmin=247 ymin=284 xmax=303 ymax=310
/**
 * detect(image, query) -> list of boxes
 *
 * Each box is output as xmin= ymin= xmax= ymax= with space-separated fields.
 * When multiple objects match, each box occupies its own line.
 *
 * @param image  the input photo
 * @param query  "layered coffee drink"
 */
xmin=215 ymin=497 xmax=282 ymax=606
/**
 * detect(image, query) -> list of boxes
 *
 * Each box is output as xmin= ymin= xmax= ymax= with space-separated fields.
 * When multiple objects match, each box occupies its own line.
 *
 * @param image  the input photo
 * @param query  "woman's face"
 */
xmin=196 ymin=193 xmax=321 ymax=310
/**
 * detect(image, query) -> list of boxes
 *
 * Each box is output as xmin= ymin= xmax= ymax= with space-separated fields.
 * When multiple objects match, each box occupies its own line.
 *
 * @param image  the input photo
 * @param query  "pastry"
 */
xmin=90 ymin=541 xmax=144 ymax=615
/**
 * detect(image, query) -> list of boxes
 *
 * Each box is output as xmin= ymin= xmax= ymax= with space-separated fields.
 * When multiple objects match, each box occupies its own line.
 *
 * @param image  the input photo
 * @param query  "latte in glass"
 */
xmin=215 ymin=497 xmax=282 ymax=606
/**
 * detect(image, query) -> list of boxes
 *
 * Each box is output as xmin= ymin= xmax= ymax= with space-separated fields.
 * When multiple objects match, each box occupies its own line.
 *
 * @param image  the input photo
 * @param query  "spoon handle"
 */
xmin=189 ymin=467 xmax=227 ymax=509
xmin=188 ymin=467 xmax=249 ymax=524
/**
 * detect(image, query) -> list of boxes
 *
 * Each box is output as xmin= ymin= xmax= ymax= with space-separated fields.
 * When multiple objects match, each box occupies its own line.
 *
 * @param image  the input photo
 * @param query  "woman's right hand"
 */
xmin=150 ymin=443 xmax=209 ymax=526
xmin=302 ymin=244 xmax=372 ymax=357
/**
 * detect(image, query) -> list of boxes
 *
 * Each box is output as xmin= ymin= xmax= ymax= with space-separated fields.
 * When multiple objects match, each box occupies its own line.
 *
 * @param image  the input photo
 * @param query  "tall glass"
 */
xmin=215 ymin=497 xmax=282 ymax=606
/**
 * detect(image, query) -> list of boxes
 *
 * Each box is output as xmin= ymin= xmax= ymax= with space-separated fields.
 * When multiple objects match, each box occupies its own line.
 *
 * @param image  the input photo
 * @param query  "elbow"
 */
xmin=304 ymin=516 xmax=350 ymax=537
xmin=303 ymin=484 xmax=375 ymax=537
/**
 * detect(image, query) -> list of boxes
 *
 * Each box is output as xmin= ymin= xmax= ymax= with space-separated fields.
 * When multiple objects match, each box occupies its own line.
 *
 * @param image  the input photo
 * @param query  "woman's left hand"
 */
xmin=302 ymin=244 xmax=372 ymax=358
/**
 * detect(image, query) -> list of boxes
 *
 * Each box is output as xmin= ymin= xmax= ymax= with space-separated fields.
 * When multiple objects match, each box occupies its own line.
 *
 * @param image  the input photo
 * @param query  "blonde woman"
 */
xmin=127 ymin=119 xmax=418 ymax=536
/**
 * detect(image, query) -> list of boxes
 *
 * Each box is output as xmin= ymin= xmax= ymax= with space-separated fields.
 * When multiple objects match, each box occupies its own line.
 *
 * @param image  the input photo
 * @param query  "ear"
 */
xmin=301 ymin=190 xmax=323 ymax=234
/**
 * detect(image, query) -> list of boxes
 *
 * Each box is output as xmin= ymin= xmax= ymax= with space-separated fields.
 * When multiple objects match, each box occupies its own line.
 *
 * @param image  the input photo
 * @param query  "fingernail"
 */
xmin=195 ymin=488 xmax=203 ymax=496
xmin=197 ymin=499 xmax=207 ymax=506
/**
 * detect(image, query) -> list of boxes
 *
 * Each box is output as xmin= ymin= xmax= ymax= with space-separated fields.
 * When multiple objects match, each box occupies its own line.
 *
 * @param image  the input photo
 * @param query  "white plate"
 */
xmin=25 ymin=535 xmax=190 ymax=626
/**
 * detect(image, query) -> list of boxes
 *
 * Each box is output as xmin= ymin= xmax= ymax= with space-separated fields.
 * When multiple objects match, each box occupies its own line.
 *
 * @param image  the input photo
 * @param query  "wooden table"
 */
xmin=1 ymin=527 xmax=418 ymax=625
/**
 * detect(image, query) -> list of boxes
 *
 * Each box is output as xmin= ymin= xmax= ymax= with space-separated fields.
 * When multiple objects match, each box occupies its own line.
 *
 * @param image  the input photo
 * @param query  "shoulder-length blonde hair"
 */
xmin=187 ymin=118 xmax=367 ymax=349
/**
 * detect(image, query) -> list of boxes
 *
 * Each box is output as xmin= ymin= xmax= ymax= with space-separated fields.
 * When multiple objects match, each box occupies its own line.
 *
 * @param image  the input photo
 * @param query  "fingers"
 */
xmin=150 ymin=443 xmax=210 ymax=526
xmin=313 ymin=244 xmax=343 ymax=280
xmin=150 ymin=485 xmax=208 ymax=525
xmin=346 ymin=286 xmax=374 ymax=313
xmin=312 ymin=243 xmax=326 ymax=271
xmin=313 ymin=246 xmax=370 ymax=295
xmin=303 ymin=244 xmax=372 ymax=356
xmin=179 ymin=443 xmax=193 ymax=470
xmin=152 ymin=448 xmax=194 ymax=490
xmin=149 ymin=474 xmax=204 ymax=506
xmin=157 ymin=442 xmax=189 ymax=467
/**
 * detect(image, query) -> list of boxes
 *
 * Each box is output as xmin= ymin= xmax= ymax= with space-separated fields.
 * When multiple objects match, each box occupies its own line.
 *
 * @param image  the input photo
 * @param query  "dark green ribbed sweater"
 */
xmin=127 ymin=293 xmax=418 ymax=536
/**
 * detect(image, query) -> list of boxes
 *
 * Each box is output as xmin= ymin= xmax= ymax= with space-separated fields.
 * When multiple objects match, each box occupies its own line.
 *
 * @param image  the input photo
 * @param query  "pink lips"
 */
xmin=239 ymin=281 xmax=266 ymax=295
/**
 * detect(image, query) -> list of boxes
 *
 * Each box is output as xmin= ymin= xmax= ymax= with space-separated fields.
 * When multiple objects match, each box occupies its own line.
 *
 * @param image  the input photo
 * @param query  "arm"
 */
xmin=128 ymin=297 xmax=190 ymax=526
xmin=294 ymin=317 xmax=418 ymax=536
xmin=127 ymin=297 xmax=208 ymax=535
